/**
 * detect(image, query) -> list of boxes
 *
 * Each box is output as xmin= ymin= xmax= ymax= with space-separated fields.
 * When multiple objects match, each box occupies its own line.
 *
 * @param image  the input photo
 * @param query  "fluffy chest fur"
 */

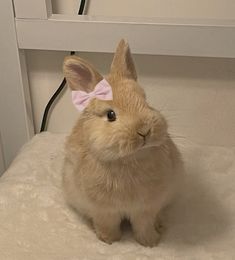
xmin=63 ymin=139 xmax=180 ymax=216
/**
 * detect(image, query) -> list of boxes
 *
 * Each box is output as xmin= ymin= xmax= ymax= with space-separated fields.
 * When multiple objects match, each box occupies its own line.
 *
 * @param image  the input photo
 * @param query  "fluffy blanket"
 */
xmin=0 ymin=132 xmax=234 ymax=259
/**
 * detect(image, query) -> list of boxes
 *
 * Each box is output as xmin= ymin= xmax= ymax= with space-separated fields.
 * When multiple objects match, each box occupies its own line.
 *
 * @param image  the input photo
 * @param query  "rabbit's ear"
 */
xmin=63 ymin=56 xmax=103 ymax=91
xmin=110 ymin=39 xmax=137 ymax=81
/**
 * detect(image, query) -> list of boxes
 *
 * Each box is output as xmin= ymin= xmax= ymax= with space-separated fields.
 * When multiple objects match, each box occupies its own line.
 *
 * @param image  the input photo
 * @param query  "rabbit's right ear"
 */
xmin=110 ymin=39 xmax=137 ymax=81
xmin=63 ymin=56 xmax=103 ymax=91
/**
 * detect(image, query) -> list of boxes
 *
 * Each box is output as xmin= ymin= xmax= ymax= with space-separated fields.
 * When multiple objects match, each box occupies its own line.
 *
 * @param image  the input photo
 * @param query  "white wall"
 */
xmin=25 ymin=0 xmax=235 ymax=147
xmin=52 ymin=0 xmax=235 ymax=19
xmin=0 ymin=134 xmax=5 ymax=175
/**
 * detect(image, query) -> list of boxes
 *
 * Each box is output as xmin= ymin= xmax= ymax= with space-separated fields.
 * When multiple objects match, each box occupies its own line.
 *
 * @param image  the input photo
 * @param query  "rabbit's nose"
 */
xmin=137 ymin=129 xmax=151 ymax=138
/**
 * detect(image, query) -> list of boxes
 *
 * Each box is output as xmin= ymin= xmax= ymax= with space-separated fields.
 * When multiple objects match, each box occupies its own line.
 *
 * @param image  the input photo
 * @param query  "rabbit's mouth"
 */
xmin=139 ymin=132 xmax=168 ymax=150
xmin=138 ymin=137 xmax=146 ymax=147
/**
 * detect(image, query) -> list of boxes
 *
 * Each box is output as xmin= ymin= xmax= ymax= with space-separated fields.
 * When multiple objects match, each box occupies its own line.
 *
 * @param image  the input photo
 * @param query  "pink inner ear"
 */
xmin=68 ymin=64 xmax=92 ymax=89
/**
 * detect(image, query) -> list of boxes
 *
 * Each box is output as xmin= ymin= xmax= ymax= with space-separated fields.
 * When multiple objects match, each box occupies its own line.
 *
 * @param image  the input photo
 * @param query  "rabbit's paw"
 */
xmin=95 ymin=225 xmax=122 ymax=244
xmin=134 ymin=229 xmax=161 ymax=247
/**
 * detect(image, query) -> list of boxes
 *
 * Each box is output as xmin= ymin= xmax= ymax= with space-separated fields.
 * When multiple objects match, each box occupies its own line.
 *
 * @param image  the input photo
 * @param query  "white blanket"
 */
xmin=0 ymin=132 xmax=234 ymax=260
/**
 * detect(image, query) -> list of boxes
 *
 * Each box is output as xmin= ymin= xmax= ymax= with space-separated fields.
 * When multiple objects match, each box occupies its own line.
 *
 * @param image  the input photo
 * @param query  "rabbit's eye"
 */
xmin=107 ymin=110 xmax=116 ymax=122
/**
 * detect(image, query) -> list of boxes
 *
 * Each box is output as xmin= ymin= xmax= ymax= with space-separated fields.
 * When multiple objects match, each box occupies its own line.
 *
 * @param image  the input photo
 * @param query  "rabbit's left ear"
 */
xmin=110 ymin=39 xmax=137 ymax=81
xmin=63 ymin=56 xmax=103 ymax=91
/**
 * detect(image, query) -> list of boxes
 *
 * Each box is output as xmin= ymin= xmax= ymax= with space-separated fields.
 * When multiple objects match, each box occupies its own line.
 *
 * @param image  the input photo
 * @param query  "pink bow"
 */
xmin=72 ymin=79 xmax=113 ymax=111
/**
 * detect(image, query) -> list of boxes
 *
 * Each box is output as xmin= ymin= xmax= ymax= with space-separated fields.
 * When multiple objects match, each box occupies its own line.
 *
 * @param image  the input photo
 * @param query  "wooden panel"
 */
xmin=16 ymin=14 xmax=235 ymax=58
xmin=13 ymin=0 xmax=52 ymax=19
xmin=0 ymin=0 xmax=34 ymax=168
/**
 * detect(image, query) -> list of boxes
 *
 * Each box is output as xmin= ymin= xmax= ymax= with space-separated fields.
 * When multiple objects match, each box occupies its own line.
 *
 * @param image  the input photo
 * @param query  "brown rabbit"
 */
xmin=63 ymin=40 xmax=183 ymax=247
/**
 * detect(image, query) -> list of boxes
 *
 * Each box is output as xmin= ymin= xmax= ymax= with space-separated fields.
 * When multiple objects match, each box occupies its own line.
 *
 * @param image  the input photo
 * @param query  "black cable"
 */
xmin=40 ymin=0 xmax=87 ymax=132
xmin=78 ymin=0 xmax=86 ymax=15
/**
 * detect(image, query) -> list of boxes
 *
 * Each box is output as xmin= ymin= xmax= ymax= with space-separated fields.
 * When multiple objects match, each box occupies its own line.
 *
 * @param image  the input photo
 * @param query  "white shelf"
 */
xmin=16 ymin=14 xmax=235 ymax=58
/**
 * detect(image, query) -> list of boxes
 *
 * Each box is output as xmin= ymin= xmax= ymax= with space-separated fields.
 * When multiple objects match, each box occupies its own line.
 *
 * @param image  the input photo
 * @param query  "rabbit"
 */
xmin=62 ymin=39 xmax=183 ymax=247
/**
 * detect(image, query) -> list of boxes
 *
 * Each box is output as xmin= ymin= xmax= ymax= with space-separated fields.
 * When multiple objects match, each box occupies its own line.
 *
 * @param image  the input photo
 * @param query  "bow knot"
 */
xmin=72 ymin=79 xmax=113 ymax=111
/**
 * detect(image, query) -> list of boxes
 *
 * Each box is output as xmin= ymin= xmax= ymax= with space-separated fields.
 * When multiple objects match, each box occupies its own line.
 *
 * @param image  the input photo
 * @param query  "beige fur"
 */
xmin=63 ymin=40 xmax=183 ymax=247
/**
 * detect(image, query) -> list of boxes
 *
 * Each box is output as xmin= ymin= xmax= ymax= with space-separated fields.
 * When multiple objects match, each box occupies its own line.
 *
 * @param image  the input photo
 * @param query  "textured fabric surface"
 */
xmin=0 ymin=132 xmax=234 ymax=260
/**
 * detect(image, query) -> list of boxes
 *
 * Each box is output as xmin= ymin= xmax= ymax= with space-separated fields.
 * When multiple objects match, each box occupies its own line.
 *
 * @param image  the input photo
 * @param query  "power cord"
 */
xmin=40 ymin=0 xmax=87 ymax=132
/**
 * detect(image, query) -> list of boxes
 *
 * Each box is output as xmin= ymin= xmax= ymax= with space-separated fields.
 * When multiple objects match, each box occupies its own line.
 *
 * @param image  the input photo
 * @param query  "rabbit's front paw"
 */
xmin=131 ymin=212 xmax=162 ymax=247
xmin=134 ymin=229 xmax=161 ymax=247
xmin=94 ymin=214 xmax=122 ymax=244
xmin=95 ymin=225 xmax=121 ymax=244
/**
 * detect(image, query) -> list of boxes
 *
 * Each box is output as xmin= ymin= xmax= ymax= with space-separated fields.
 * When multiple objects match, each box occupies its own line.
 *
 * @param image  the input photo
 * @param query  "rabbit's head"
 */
xmin=63 ymin=40 xmax=168 ymax=161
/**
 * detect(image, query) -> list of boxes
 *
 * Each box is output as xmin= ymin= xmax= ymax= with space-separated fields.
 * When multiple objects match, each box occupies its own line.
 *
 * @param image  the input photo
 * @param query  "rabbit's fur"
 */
xmin=63 ymin=40 xmax=183 ymax=247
